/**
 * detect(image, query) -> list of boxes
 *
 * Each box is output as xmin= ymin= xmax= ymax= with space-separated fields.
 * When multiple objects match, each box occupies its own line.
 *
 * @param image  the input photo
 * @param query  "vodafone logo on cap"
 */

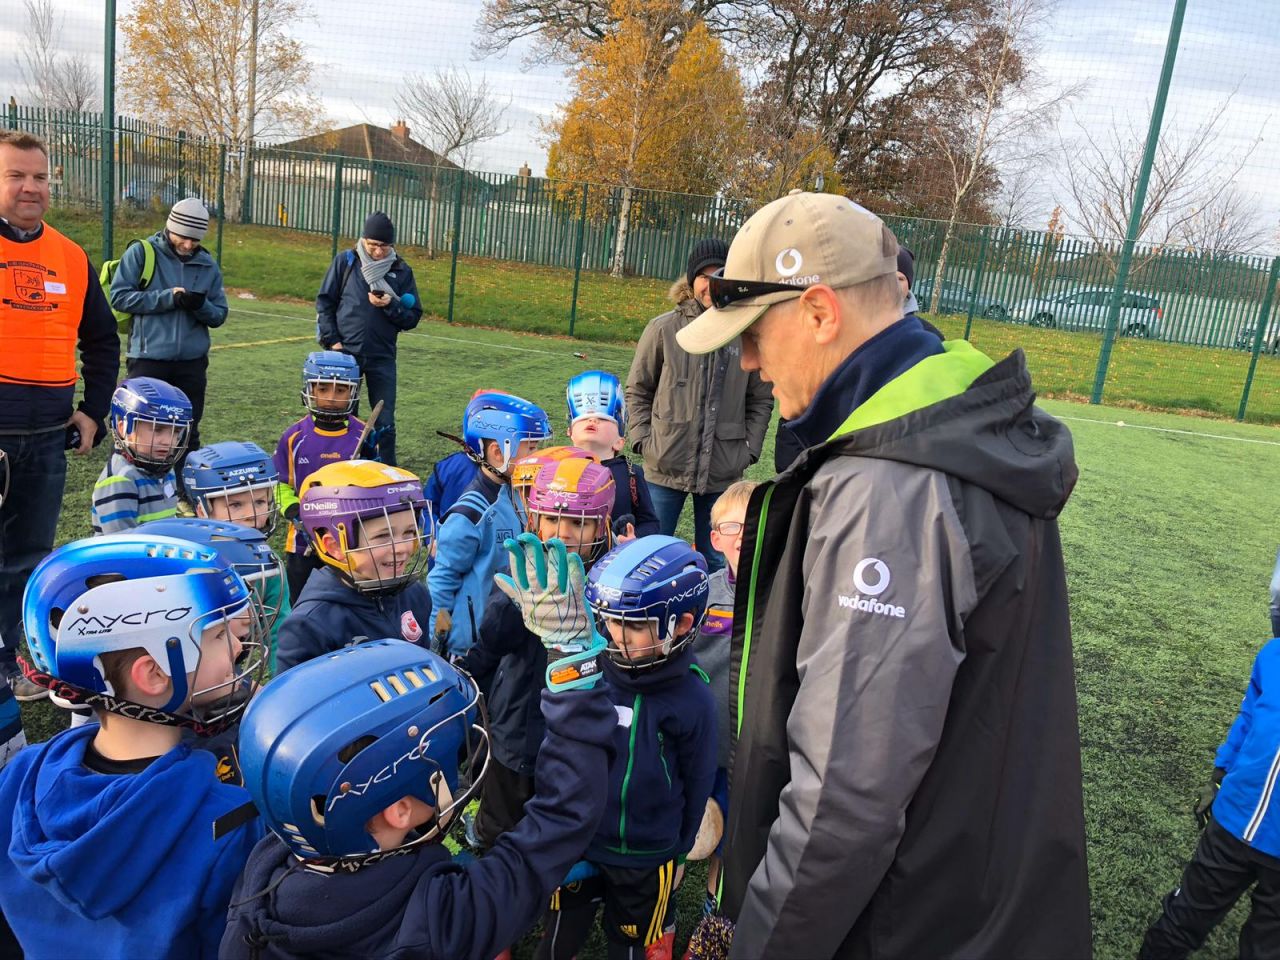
xmin=775 ymin=248 xmax=803 ymax=277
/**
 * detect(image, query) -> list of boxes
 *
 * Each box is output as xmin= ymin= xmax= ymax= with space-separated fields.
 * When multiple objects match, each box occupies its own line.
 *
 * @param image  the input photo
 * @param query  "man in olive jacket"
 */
xmin=676 ymin=192 xmax=1091 ymax=958
xmin=626 ymin=239 xmax=773 ymax=572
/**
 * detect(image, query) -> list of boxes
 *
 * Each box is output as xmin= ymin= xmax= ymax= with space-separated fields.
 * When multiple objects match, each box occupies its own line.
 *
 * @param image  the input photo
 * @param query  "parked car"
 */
xmin=1012 ymin=287 xmax=1164 ymax=338
xmin=122 ymin=179 xmax=218 ymax=217
xmin=1234 ymin=321 xmax=1280 ymax=354
xmin=914 ymin=277 xmax=1010 ymax=321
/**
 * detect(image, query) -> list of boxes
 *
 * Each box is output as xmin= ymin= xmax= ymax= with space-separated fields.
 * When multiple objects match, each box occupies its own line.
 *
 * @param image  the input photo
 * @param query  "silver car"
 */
xmin=1012 ymin=287 xmax=1164 ymax=338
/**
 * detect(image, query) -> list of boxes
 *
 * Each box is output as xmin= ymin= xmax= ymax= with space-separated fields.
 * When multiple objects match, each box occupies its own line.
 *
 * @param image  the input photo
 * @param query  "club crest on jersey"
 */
xmin=401 ymin=610 xmax=423 ymax=642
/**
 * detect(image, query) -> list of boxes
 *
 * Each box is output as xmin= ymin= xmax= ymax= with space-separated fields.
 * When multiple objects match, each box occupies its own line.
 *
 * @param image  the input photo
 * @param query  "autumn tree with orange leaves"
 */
xmin=544 ymin=0 xmax=747 ymax=277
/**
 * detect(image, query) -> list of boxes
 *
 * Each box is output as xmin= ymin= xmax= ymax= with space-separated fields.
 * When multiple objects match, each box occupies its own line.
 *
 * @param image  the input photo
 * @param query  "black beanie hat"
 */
xmin=896 ymin=245 xmax=915 ymax=288
xmin=686 ymin=238 xmax=729 ymax=288
xmin=363 ymin=211 xmax=395 ymax=244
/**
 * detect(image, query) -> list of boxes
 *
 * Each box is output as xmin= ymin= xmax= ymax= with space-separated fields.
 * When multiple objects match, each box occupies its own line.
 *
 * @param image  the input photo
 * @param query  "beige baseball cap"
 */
xmin=675 ymin=191 xmax=899 ymax=355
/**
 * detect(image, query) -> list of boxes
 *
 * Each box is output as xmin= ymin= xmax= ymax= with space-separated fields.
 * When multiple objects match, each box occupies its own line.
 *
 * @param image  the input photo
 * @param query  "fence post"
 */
xmin=1090 ymin=0 xmax=1186 ymax=404
xmin=568 ymin=183 xmax=589 ymax=337
xmin=101 ymin=0 xmax=117 ymax=262
xmin=215 ymin=143 xmax=227 ymax=266
xmin=6 ymin=100 xmax=16 ymax=129
xmin=447 ymin=169 xmax=465 ymax=324
xmin=176 ymin=128 xmax=186 ymax=198
xmin=963 ymin=225 xmax=991 ymax=341
xmin=1237 ymin=256 xmax=1280 ymax=421
xmin=329 ymin=156 xmax=345 ymax=261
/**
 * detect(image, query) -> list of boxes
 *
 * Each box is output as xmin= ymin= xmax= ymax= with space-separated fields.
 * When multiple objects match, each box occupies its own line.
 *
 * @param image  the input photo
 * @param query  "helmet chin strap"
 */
xmin=159 ymin=640 xmax=191 ymax=714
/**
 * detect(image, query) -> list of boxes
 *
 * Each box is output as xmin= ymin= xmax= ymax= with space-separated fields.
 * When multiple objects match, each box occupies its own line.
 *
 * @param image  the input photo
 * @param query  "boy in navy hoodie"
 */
xmin=1141 ymin=635 xmax=1280 ymax=958
xmin=534 ymin=535 xmax=717 ymax=960
xmin=220 ymin=539 xmax=617 ymax=960
xmin=0 ymin=532 xmax=266 ymax=959
xmin=461 ymin=455 xmax=615 ymax=851
xmin=275 ymin=460 xmax=433 ymax=673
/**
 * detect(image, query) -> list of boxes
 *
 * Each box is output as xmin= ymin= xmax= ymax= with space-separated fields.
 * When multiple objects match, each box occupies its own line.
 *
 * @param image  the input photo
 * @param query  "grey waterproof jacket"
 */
xmin=724 ymin=342 xmax=1091 ymax=959
xmin=626 ymin=283 xmax=773 ymax=494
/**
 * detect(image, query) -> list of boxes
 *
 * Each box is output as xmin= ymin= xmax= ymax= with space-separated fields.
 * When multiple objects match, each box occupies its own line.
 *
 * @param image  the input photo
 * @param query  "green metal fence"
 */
xmin=7 ymin=103 xmax=1280 ymax=423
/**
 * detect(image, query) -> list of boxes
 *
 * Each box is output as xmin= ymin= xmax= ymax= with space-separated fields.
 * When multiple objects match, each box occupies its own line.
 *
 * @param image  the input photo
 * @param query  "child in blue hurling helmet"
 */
xmin=0 ymin=534 xmax=267 ymax=959
xmin=91 ymin=377 xmax=192 ymax=535
xmin=221 ymin=592 xmax=616 ymax=960
xmin=533 ymin=535 xmax=717 ymax=960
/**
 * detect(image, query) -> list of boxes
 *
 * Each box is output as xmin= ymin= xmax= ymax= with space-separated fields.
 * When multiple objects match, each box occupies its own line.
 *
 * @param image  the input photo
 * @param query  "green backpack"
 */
xmin=99 ymin=238 xmax=157 ymax=335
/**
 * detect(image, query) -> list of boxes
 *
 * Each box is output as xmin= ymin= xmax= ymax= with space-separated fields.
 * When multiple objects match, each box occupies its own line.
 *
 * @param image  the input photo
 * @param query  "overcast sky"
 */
xmin=1 ymin=0 xmax=1275 ymax=250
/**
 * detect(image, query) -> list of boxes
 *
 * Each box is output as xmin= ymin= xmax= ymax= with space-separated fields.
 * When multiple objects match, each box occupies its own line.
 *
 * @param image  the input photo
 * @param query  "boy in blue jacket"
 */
xmin=0 ymin=532 xmax=266 ymax=959
xmin=1141 ymin=636 xmax=1280 ymax=958
xmin=461 ymin=455 xmax=615 ymax=852
xmin=220 ymin=539 xmax=617 ymax=960
xmin=566 ymin=370 xmax=660 ymax=541
xmin=429 ymin=392 xmax=550 ymax=656
xmin=534 ymin=535 xmax=717 ymax=960
xmin=275 ymin=460 xmax=434 ymax=673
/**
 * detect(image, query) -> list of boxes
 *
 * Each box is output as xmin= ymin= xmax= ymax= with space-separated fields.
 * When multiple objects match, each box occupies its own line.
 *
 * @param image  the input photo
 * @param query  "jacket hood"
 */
xmin=228 ymin=834 xmax=450 ymax=956
xmin=7 ymin=726 xmax=230 ymax=919
xmin=296 ymin=564 xmax=411 ymax=610
xmin=802 ymin=344 xmax=1077 ymax=521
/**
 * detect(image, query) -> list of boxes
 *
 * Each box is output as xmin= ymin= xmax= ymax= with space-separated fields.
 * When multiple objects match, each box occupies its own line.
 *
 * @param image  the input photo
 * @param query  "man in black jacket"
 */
xmin=0 ymin=130 xmax=119 ymax=711
xmin=316 ymin=211 xmax=422 ymax=466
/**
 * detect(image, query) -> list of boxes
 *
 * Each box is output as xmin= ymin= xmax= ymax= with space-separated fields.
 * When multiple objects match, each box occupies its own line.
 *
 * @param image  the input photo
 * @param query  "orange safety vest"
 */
xmin=0 ymin=222 xmax=88 ymax=388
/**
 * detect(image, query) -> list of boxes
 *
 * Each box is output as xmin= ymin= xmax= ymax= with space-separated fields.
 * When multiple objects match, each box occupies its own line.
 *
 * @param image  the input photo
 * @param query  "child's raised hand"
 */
xmin=495 ymin=533 xmax=594 ymax=654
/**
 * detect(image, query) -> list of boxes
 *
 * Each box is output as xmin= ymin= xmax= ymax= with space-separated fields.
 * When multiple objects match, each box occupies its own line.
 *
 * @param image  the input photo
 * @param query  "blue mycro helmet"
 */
xmin=566 ymin=370 xmax=626 ymax=434
xmin=585 ymin=535 xmax=709 ymax=672
xmin=237 ymin=640 xmax=488 ymax=867
xmin=138 ymin=517 xmax=288 ymax=628
xmin=109 ymin=377 xmax=193 ymax=473
xmin=182 ymin=441 xmax=280 ymax=536
xmin=21 ymin=533 xmax=267 ymax=733
xmin=461 ymin=392 xmax=552 ymax=473
xmin=302 ymin=350 xmax=361 ymax=424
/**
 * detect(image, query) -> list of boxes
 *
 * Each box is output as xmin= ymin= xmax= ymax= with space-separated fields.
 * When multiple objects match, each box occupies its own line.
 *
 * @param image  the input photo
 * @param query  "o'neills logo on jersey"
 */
xmin=836 ymin=557 xmax=905 ymax=619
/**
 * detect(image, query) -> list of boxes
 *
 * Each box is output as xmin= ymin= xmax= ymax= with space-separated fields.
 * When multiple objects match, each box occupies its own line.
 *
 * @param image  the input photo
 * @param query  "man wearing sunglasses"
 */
xmin=676 ymin=191 xmax=1089 ymax=958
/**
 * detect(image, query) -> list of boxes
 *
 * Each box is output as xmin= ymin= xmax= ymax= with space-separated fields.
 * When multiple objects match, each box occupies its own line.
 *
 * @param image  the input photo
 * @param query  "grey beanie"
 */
xmin=167 ymin=198 xmax=209 ymax=241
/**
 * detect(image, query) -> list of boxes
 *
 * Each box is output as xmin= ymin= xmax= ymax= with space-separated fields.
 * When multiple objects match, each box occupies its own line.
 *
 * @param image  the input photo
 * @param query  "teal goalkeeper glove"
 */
xmin=494 ymin=533 xmax=605 ymax=691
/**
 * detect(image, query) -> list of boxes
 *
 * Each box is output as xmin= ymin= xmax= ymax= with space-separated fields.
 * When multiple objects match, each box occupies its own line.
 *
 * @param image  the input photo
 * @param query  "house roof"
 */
xmin=274 ymin=123 xmax=459 ymax=170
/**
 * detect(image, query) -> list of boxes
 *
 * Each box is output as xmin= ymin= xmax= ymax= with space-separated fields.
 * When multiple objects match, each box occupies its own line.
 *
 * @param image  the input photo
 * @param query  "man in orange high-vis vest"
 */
xmin=0 ymin=130 xmax=119 ymax=711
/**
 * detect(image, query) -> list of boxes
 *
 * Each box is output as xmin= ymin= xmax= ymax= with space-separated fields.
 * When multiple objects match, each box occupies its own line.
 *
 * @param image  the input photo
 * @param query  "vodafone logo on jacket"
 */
xmin=401 ymin=610 xmax=423 ymax=642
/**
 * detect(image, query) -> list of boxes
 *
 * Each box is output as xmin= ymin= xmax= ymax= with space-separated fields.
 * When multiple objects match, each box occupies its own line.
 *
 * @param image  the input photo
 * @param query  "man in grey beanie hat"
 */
xmin=109 ymin=196 xmax=228 ymax=494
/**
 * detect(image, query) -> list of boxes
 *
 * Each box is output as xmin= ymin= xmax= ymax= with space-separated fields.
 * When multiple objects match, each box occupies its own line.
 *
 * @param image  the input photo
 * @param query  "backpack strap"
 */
xmin=136 ymin=238 xmax=156 ymax=290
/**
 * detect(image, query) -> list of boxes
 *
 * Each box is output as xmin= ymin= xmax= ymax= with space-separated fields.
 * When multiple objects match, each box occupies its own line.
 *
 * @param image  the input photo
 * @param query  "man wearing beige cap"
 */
xmin=679 ymin=191 xmax=1090 ymax=957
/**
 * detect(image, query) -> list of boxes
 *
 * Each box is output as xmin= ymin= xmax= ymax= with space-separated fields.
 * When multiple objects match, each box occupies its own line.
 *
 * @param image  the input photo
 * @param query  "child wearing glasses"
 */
xmin=696 ymin=479 xmax=757 ymax=915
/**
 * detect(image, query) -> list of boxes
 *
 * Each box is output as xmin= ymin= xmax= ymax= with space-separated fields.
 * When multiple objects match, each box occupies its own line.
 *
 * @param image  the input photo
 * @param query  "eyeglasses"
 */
xmin=363 ymin=240 xmax=391 ymax=251
xmin=706 ymin=269 xmax=809 ymax=310
xmin=713 ymin=521 xmax=744 ymax=536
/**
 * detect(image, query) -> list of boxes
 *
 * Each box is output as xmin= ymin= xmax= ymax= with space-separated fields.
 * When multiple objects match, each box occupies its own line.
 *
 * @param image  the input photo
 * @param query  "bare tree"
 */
xmin=992 ymin=156 xmax=1048 ymax=230
xmin=15 ymin=0 xmax=99 ymax=111
xmin=394 ymin=68 xmax=511 ymax=168
xmin=1177 ymin=186 xmax=1270 ymax=257
xmin=1060 ymin=94 xmax=1260 ymax=272
xmin=920 ymin=0 xmax=1076 ymax=313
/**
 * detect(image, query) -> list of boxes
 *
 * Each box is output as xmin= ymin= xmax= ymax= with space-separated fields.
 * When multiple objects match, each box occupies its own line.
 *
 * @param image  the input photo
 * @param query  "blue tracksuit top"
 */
xmin=1214 ymin=637 xmax=1280 ymax=858
xmin=586 ymin=647 xmax=717 ymax=869
xmin=0 ymin=724 xmax=263 ymax=959
xmin=275 ymin=566 xmax=432 ymax=673
xmin=424 ymin=451 xmax=479 ymax=526
xmin=219 ymin=686 xmax=618 ymax=960
xmin=427 ymin=472 xmax=523 ymax=656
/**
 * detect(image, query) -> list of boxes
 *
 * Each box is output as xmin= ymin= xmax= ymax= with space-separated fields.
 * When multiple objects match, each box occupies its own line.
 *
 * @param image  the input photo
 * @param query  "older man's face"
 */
xmin=740 ymin=299 xmax=818 ymax=420
xmin=0 ymin=145 xmax=50 ymax=231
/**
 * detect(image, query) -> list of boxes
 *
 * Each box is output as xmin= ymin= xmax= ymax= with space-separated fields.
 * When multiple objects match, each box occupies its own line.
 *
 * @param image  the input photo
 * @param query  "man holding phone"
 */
xmin=0 ymin=130 xmax=119 ymax=708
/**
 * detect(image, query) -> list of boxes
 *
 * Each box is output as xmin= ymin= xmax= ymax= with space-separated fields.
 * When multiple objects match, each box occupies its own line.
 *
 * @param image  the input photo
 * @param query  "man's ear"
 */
xmin=799 ymin=285 xmax=843 ymax=347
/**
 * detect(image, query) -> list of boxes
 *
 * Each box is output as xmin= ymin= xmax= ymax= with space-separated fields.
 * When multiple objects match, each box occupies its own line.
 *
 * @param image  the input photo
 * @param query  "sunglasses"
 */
xmin=706 ymin=269 xmax=810 ymax=310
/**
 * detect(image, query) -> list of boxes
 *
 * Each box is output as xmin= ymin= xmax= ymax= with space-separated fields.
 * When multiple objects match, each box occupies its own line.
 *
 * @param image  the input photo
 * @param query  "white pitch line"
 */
xmin=226 ymin=304 xmax=635 ymax=367
xmin=1055 ymin=414 xmax=1280 ymax=447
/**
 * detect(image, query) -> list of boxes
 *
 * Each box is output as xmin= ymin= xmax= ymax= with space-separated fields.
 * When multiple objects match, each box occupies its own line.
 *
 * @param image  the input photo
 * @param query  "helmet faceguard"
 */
xmin=526 ymin=459 xmax=615 ymax=565
xmin=585 ymin=536 xmax=709 ymax=673
xmin=183 ymin=441 xmax=280 ymax=536
xmin=300 ymin=461 xmax=433 ymax=596
xmin=237 ymin=640 xmax=490 ymax=870
xmin=302 ymin=351 xmax=362 ymax=426
xmin=21 ymin=534 xmax=269 ymax=735
xmin=110 ymin=378 xmax=193 ymax=473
